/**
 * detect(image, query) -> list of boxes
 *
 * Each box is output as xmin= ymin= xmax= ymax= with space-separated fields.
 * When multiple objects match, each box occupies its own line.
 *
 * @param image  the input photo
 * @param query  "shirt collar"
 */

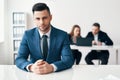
xmin=94 ymin=33 xmax=98 ymax=37
xmin=38 ymin=26 xmax=51 ymax=38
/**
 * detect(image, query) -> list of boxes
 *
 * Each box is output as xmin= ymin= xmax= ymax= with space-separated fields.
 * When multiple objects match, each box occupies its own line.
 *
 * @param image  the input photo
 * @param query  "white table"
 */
xmin=0 ymin=65 xmax=120 ymax=80
xmin=70 ymin=45 xmax=120 ymax=64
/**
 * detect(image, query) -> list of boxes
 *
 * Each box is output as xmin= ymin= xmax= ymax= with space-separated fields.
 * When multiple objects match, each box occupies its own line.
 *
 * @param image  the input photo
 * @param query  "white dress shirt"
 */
xmin=94 ymin=34 xmax=98 ymax=42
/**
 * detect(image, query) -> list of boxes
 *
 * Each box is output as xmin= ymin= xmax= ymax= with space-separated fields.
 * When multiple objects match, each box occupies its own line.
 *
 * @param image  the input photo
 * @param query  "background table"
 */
xmin=70 ymin=45 xmax=120 ymax=64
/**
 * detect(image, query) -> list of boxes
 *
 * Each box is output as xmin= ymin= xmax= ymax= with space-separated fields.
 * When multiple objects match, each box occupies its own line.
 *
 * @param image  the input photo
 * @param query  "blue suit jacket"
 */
xmin=15 ymin=26 xmax=74 ymax=72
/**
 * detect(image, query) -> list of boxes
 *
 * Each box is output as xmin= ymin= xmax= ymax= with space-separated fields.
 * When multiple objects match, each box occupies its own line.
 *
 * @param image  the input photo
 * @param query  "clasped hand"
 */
xmin=29 ymin=60 xmax=54 ymax=74
xmin=92 ymin=40 xmax=102 ymax=46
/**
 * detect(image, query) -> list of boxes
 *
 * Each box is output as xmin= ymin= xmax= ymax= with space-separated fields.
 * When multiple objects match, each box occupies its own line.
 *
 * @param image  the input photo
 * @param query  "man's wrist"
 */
xmin=51 ymin=64 xmax=57 ymax=72
xmin=26 ymin=64 xmax=33 ymax=72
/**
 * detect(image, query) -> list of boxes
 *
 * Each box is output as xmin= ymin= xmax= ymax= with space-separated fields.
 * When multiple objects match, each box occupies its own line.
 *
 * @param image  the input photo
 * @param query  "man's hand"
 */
xmin=92 ymin=40 xmax=102 ymax=46
xmin=92 ymin=40 xmax=97 ymax=45
xmin=29 ymin=60 xmax=54 ymax=74
xmin=97 ymin=41 xmax=102 ymax=46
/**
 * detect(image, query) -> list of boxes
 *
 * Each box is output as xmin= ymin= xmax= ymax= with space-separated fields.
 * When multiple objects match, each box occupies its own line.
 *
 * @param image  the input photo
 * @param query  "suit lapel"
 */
xmin=47 ymin=27 xmax=56 ymax=59
xmin=98 ymin=31 xmax=101 ymax=41
xmin=32 ymin=28 xmax=43 ymax=58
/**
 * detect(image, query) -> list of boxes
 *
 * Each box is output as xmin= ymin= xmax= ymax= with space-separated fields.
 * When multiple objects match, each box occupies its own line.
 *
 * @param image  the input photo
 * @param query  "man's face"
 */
xmin=92 ymin=26 xmax=100 ymax=35
xmin=33 ymin=10 xmax=52 ymax=33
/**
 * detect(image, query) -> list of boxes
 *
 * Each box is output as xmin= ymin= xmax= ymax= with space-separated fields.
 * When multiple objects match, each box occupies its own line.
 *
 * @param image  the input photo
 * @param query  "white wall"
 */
xmin=0 ymin=0 xmax=4 ymax=43
xmin=0 ymin=0 xmax=120 ymax=64
xmin=0 ymin=0 xmax=11 ymax=64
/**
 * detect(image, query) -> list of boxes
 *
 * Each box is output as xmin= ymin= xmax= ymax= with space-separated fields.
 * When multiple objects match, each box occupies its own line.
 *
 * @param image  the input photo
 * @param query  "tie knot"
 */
xmin=42 ymin=35 xmax=48 ymax=38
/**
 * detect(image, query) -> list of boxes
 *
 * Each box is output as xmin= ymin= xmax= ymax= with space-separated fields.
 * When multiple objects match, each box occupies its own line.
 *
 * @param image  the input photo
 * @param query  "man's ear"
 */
xmin=50 ymin=14 xmax=52 ymax=21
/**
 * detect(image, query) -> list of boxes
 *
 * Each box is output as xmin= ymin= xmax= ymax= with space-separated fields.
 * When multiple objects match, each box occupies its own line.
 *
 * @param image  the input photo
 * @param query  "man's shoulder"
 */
xmin=52 ymin=26 xmax=67 ymax=35
xmin=24 ymin=27 xmax=38 ymax=36
xmin=25 ymin=27 xmax=37 ymax=34
xmin=87 ymin=32 xmax=92 ymax=35
xmin=99 ymin=31 xmax=107 ymax=35
xmin=26 ymin=27 xmax=37 ymax=32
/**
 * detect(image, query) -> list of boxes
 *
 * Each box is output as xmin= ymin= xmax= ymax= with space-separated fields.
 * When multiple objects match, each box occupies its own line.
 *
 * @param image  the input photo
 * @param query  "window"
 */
xmin=0 ymin=0 xmax=4 ymax=43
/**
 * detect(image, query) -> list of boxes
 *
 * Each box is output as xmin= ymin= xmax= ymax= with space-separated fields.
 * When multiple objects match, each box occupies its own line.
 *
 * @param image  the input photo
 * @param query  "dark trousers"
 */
xmin=72 ymin=49 xmax=82 ymax=65
xmin=85 ymin=50 xmax=109 ymax=65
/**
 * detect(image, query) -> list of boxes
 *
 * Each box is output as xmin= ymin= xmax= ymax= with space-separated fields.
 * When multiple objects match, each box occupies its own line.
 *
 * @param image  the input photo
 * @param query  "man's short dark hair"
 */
xmin=32 ymin=3 xmax=51 ymax=14
xmin=92 ymin=23 xmax=100 ymax=29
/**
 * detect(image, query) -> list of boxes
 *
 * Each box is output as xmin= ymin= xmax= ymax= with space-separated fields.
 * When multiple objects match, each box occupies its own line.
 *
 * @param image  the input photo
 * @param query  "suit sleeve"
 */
xmin=103 ymin=33 xmax=113 ymax=45
xmin=15 ymin=31 xmax=32 ymax=71
xmin=53 ymin=33 xmax=74 ymax=72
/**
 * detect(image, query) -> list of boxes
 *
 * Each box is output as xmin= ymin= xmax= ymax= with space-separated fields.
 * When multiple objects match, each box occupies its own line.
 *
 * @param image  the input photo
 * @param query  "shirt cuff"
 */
xmin=51 ymin=64 xmax=57 ymax=72
xmin=102 ymin=42 xmax=105 ymax=46
xmin=26 ymin=64 xmax=33 ymax=72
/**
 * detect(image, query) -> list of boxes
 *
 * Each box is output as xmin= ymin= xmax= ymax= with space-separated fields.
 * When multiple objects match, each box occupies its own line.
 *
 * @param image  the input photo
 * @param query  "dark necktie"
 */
xmin=42 ymin=35 xmax=48 ymax=61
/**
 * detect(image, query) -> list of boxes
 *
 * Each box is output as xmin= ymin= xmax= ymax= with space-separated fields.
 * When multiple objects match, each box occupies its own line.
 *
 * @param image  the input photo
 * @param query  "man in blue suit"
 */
xmin=15 ymin=3 xmax=74 ymax=74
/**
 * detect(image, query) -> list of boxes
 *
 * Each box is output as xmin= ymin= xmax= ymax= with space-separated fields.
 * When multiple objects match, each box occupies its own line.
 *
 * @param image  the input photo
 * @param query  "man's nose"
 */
xmin=39 ymin=19 xmax=44 ymax=25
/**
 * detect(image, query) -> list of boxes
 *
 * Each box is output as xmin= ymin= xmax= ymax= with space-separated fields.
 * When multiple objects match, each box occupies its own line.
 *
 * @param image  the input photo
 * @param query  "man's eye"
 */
xmin=43 ymin=17 xmax=48 ymax=19
xmin=36 ymin=18 xmax=40 ymax=20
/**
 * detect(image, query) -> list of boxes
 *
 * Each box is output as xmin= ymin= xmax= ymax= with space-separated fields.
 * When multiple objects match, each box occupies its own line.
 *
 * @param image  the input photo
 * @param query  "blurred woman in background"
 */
xmin=69 ymin=25 xmax=82 ymax=65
